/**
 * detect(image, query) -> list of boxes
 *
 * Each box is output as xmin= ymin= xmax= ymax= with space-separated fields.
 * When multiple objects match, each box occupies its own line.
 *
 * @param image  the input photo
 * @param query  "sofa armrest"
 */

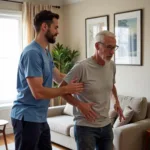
xmin=113 ymin=118 xmax=150 ymax=150
xmin=47 ymin=105 xmax=65 ymax=117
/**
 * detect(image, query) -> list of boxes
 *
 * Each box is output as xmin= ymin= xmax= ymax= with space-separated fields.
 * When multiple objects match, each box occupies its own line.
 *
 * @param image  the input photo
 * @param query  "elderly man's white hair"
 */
xmin=95 ymin=30 xmax=115 ymax=43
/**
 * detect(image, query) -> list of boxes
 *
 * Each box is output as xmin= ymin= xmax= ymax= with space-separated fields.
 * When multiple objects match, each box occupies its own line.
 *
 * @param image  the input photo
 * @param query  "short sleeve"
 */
xmin=22 ymin=50 xmax=43 ymax=78
xmin=64 ymin=62 xmax=83 ymax=84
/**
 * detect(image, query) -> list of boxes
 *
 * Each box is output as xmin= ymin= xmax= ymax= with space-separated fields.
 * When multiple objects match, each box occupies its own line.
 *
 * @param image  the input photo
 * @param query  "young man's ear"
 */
xmin=41 ymin=22 xmax=48 ymax=32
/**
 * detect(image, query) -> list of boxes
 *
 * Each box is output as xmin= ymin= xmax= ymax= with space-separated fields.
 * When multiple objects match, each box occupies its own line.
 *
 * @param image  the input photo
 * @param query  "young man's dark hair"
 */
xmin=34 ymin=10 xmax=59 ymax=33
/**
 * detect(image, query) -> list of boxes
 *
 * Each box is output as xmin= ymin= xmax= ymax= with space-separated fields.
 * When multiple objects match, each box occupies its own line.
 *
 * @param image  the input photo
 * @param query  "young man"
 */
xmin=11 ymin=10 xmax=91 ymax=150
xmin=60 ymin=31 xmax=125 ymax=150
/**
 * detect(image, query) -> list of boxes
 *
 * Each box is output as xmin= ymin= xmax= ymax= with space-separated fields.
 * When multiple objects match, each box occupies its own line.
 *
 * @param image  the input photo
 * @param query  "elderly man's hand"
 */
xmin=77 ymin=102 xmax=98 ymax=122
xmin=114 ymin=103 xmax=125 ymax=122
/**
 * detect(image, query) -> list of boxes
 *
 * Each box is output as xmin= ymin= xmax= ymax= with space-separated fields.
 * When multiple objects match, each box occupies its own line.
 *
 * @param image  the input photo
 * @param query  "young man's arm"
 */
xmin=27 ymin=77 xmax=83 ymax=99
xmin=112 ymin=84 xmax=125 ymax=121
xmin=23 ymin=50 xmax=83 ymax=100
xmin=60 ymin=80 xmax=98 ymax=122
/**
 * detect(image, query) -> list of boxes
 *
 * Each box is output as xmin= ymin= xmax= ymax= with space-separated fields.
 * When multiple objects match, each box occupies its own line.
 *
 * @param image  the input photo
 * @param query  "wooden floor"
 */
xmin=0 ymin=134 xmax=69 ymax=150
xmin=0 ymin=134 xmax=14 ymax=145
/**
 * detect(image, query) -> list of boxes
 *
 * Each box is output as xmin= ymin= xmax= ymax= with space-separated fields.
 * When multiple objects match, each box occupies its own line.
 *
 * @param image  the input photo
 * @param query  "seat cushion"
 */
xmin=47 ymin=115 xmax=74 ymax=136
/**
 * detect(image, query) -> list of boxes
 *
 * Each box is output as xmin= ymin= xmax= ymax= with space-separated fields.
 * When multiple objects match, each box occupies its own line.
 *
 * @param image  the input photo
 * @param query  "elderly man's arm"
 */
xmin=112 ymin=84 xmax=120 ymax=105
xmin=112 ymin=84 xmax=125 ymax=122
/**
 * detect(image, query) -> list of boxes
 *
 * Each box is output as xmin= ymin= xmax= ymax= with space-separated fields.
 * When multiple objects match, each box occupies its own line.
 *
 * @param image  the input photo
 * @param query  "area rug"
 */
xmin=0 ymin=143 xmax=60 ymax=150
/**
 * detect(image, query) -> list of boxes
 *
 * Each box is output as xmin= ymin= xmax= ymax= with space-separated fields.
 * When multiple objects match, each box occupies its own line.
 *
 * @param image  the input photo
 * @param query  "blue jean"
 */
xmin=74 ymin=124 xmax=113 ymax=150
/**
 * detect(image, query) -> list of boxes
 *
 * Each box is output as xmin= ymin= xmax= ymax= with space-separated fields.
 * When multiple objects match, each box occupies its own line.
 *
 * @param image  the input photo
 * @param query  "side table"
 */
xmin=0 ymin=120 xmax=8 ymax=150
xmin=145 ymin=129 xmax=150 ymax=150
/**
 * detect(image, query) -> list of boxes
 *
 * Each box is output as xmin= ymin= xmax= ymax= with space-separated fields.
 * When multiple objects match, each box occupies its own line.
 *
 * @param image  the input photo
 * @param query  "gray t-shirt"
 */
xmin=64 ymin=57 xmax=116 ymax=127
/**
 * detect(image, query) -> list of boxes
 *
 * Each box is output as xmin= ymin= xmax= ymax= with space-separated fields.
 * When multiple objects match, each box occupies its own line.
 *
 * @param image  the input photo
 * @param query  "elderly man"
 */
xmin=60 ymin=30 xmax=125 ymax=150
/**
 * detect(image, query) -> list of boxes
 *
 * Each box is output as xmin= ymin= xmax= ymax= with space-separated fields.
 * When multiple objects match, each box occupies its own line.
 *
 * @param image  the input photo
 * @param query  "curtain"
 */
xmin=22 ymin=2 xmax=61 ymax=106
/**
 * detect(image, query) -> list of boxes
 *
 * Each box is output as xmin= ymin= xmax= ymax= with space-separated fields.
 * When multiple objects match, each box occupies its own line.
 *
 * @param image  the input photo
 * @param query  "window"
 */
xmin=0 ymin=10 xmax=22 ymax=104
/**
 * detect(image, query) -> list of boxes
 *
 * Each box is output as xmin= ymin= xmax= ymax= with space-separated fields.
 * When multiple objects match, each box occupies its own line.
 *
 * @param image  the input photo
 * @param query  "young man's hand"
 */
xmin=62 ymin=82 xmax=84 ymax=94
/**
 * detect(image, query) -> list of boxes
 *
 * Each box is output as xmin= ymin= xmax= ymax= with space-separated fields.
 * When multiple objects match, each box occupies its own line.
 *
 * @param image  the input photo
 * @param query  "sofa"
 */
xmin=47 ymin=95 xmax=150 ymax=150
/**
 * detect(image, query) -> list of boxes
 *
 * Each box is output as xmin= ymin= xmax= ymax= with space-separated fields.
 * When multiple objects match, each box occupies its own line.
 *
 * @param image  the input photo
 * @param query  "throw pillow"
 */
xmin=63 ymin=103 xmax=73 ymax=116
xmin=113 ymin=106 xmax=134 ymax=128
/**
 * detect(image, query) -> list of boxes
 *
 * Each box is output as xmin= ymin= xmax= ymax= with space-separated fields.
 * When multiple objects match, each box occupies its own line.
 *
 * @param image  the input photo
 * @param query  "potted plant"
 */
xmin=52 ymin=42 xmax=79 ymax=74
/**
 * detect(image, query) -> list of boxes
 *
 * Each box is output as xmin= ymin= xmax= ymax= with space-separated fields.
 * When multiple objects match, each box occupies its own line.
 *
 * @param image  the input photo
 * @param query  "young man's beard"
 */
xmin=45 ymin=29 xmax=56 ymax=44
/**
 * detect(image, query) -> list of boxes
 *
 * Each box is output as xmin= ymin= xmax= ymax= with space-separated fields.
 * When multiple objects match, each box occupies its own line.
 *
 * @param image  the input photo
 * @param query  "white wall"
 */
xmin=63 ymin=0 xmax=150 ymax=101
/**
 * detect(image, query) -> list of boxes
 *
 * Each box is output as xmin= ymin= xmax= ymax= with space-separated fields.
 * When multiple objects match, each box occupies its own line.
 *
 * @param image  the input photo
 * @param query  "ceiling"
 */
xmin=2 ymin=0 xmax=85 ymax=6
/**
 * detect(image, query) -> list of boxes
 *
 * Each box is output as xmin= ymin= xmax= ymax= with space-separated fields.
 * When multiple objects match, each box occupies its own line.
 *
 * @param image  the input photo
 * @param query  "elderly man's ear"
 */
xmin=95 ymin=42 xmax=99 ymax=50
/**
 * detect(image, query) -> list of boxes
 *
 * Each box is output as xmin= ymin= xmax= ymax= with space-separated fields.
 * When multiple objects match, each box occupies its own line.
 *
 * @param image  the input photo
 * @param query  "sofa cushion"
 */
xmin=47 ymin=115 xmax=74 ymax=136
xmin=70 ymin=126 xmax=74 ymax=138
xmin=63 ymin=103 xmax=73 ymax=116
xmin=113 ymin=106 xmax=134 ymax=128
xmin=118 ymin=95 xmax=147 ymax=122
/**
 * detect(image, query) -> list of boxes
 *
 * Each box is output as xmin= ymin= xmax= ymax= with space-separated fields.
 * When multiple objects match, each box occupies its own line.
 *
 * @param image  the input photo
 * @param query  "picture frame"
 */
xmin=114 ymin=9 xmax=143 ymax=65
xmin=85 ymin=15 xmax=109 ymax=58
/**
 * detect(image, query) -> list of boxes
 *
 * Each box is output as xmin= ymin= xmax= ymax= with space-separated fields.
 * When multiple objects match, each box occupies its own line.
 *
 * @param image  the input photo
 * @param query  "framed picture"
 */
xmin=114 ymin=9 xmax=143 ymax=65
xmin=85 ymin=15 xmax=109 ymax=58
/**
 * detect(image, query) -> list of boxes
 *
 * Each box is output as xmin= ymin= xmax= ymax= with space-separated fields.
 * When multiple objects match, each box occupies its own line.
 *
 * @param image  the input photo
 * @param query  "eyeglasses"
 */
xmin=98 ymin=42 xmax=119 ymax=51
